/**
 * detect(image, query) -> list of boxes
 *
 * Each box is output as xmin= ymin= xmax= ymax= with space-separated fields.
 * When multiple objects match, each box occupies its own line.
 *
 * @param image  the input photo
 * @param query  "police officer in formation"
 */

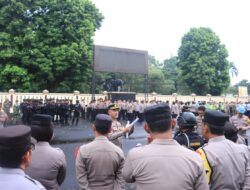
xmin=197 ymin=110 xmax=250 ymax=189
xmin=174 ymin=112 xmax=205 ymax=150
xmin=76 ymin=114 xmax=125 ymax=189
xmin=122 ymin=103 xmax=209 ymax=189
xmin=0 ymin=125 xmax=45 ymax=190
xmin=25 ymin=114 xmax=67 ymax=190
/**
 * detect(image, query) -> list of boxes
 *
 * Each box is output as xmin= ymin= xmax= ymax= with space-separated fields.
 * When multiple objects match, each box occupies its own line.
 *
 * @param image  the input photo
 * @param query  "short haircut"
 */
xmin=224 ymin=122 xmax=238 ymax=142
xmin=206 ymin=122 xmax=225 ymax=135
xmin=198 ymin=106 xmax=206 ymax=112
xmin=147 ymin=120 xmax=172 ymax=133
xmin=0 ymin=145 xmax=31 ymax=168
xmin=30 ymin=125 xmax=53 ymax=142
xmin=94 ymin=114 xmax=112 ymax=135
xmin=144 ymin=103 xmax=172 ymax=133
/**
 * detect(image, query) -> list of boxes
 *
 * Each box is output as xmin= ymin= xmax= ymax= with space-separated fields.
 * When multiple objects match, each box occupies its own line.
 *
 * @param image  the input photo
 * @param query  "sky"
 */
xmin=92 ymin=0 xmax=250 ymax=85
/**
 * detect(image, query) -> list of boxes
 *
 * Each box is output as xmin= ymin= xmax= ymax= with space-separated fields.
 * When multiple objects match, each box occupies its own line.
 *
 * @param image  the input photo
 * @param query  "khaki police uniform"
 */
xmin=197 ymin=110 xmax=250 ymax=189
xmin=123 ymin=103 xmax=208 ymax=190
xmin=0 ymin=168 xmax=45 ymax=190
xmin=25 ymin=142 xmax=66 ymax=190
xmin=76 ymin=136 xmax=125 ymax=190
xmin=199 ymin=136 xmax=250 ymax=189
xmin=123 ymin=139 xmax=208 ymax=190
xmin=0 ymin=125 xmax=46 ymax=190
xmin=25 ymin=114 xmax=66 ymax=190
xmin=108 ymin=120 xmax=124 ymax=148
xmin=230 ymin=114 xmax=250 ymax=139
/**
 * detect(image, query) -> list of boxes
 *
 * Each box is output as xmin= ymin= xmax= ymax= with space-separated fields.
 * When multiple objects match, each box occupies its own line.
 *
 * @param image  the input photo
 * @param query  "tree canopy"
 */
xmin=178 ymin=27 xmax=230 ymax=96
xmin=0 ymin=0 xmax=103 ymax=92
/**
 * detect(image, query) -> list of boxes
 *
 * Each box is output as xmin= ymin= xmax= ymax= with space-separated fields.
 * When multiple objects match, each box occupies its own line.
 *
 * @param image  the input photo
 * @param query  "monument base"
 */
xmin=108 ymin=92 xmax=136 ymax=101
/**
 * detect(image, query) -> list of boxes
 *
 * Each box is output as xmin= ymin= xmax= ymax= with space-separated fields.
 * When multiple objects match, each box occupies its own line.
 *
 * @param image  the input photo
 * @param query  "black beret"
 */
xmin=144 ymin=103 xmax=172 ymax=126
xmin=203 ymin=110 xmax=229 ymax=126
xmin=107 ymin=103 xmax=120 ymax=110
xmin=31 ymin=114 xmax=53 ymax=126
xmin=95 ymin=114 xmax=112 ymax=129
xmin=0 ymin=125 xmax=34 ymax=150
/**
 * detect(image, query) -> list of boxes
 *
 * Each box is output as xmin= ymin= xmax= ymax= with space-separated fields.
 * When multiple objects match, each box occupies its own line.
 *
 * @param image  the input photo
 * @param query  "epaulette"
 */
xmin=25 ymin=175 xmax=37 ymax=185
xmin=25 ymin=175 xmax=46 ymax=190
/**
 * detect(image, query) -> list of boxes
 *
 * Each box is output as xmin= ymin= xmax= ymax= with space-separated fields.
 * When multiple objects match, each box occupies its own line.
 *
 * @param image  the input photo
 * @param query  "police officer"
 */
xmin=108 ymin=103 xmax=133 ymax=149
xmin=197 ymin=110 xmax=250 ymax=189
xmin=230 ymin=105 xmax=250 ymax=144
xmin=174 ymin=112 xmax=204 ymax=150
xmin=25 ymin=114 xmax=67 ymax=190
xmin=76 ymin=114 xmax=125 ymax=190
xmin=0 ymin=125 xmax=45 ymax=190
xmin=122 ymin=103 xmax=209 ymax=190
xmin=72 ymin=100 xmax=82 ymax=126
xmin=224 ymin=121 xmax=246 ymax=144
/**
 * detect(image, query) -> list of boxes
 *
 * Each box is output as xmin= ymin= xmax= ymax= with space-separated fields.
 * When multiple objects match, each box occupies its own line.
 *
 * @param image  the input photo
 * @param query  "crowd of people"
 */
xmin=1 ymin=97 xmax=250 ymax=126
xmin=0 ymin=97 xmax=250 ymax=189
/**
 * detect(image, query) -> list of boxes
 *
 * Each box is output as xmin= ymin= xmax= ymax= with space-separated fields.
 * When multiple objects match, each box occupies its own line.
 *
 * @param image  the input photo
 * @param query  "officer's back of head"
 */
xmin=94 ymin=114 xmax=112 ymax=135
xmin=224 ymin=121 xmax=238 ymax=143
xmin=0 ymin=125 xmax=34 ymax=168
xmin=202 ymin=110 xmax=229 ymax=137
xmin=177 ymin=112 xmax=197 ymax=129
xmin=30 ymin=114 xmax=53 ymax=142
xmin=144 ymin=103 xmax=172 ymax=133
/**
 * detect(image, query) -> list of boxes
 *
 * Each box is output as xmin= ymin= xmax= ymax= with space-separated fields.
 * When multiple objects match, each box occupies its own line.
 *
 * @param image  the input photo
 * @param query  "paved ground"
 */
xmin=51 ymin=119 xmax=147 ymax=190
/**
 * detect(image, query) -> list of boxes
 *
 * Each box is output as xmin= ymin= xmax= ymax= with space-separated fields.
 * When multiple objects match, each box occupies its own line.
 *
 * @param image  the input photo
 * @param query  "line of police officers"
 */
xmin=1 ymin=101 xmax=250 ymax=189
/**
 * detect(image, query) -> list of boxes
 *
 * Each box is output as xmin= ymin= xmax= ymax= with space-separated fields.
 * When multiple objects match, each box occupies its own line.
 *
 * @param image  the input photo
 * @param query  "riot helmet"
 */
xmin=177 ymin=112 xmax=197 ymax=128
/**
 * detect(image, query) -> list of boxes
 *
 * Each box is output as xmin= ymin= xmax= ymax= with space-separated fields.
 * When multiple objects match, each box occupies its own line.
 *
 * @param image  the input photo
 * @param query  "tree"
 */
xmin=0 ymin=0 xmax=103 ymax=92
xmin=162 ymin=56 xmax=179 ymax=92
xmin=178 ymin=27 xmax=230 ymax=96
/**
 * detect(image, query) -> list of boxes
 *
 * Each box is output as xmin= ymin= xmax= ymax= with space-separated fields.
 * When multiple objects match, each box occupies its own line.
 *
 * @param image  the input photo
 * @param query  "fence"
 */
xmin=0 ymin=89 xmax=249 ymax=106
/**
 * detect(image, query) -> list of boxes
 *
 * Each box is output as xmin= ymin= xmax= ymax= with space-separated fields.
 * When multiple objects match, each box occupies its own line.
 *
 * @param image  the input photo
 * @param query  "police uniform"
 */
xmin=174 ymin=112 xmax=204 ymax=150
xmin=108 ymin=104 xmax=126 ymax=149
xmin=197 ymin=110 xmax=250 ymax=189
xmin=122 ymin=104 xmax=209 ymax=190
xmin=0 ymin=125 xmax=45 ymax=190
xmin=76 ymin=114 xmax=125 ymax=190
xmin=230 ymin=114 xmax=250 ymax=139
xmin=25 ymin=142 xmax=66 ymax=189
xmin=174 ymin=129 xmax=204 ymax=150
xmin=25 ymin=114 xmax=67 ymax=190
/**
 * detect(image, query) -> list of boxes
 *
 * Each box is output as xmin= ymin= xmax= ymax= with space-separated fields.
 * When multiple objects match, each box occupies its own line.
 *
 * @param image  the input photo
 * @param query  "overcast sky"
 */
xmin=92 ymin=0 xmax=250 ymax=85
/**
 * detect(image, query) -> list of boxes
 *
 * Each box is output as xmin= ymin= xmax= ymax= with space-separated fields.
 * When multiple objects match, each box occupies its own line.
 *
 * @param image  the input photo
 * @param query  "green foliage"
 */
xmin=0 ymin=0 xmax=103 ymax=92
xmin=0 ymin=65 xmax=30 ymax=91
xmin=178 ymin=27 xmax=230 ymax=96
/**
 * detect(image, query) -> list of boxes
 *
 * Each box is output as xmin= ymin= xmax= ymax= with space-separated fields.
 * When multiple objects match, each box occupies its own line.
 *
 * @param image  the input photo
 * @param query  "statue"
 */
xmin=103 ymin=78 xmax=124 ymax=91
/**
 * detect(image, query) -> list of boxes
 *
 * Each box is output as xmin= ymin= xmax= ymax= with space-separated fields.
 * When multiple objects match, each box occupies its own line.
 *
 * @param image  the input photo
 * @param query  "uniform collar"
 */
xmin=36 ymin=141 xmax=50 ymax=146
xmin=0 ymin=167 xmax=24 ymax=175
xmin=95 ymin=136 xmax=108 ymax=141
xmin=208 ymin=135 xmax=226 ymax=143
xmin=151 ymin=139 xmax=179 ymax=145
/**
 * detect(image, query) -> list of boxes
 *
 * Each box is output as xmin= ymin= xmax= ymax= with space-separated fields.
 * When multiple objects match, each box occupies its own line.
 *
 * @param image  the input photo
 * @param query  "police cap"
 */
xmin=107 ymin=103 xmax=120 ymax=111
xmin=0 ymin=125 xmax=34 ymax=150
xmin=144 ymin=103 xmax=172 ymax=128
xmin=203 ymin=110 xmax=229 ymax=126
xmin=94 ymin=114 xmax=112 ymax=130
